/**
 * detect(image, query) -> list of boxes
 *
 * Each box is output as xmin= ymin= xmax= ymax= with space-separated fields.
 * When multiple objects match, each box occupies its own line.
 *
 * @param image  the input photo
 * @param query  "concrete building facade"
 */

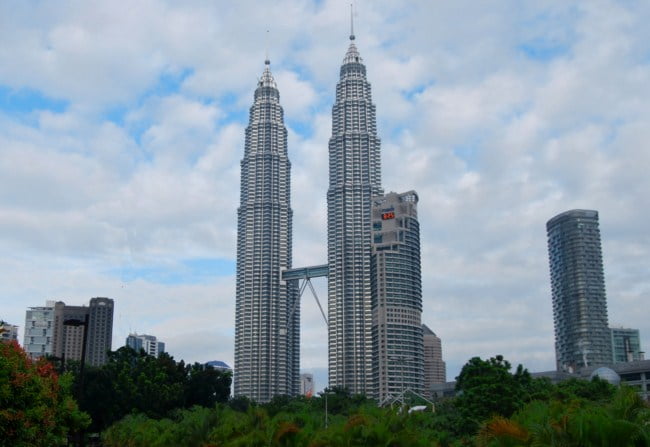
xmin=234 ymin=59 xmax=297 ymax=402
xmin=547 ymin=209 xmax=612 ymax=372
xmin=423 ymin=324 xmax=446 ymax=395
xmin=53 ymin=302 xmax=88 ymax=362
xmin=86 ymin=297 xmax=114 ymax=366
xmin=24 ymin=302 xmax=56 ymax=359
xmin=370 ymin=191 xmax=423 ymax=403
xmin=24 ymin=298 xmax=113 ymax=366
xmin=327 ymin=31 xmax=383 ymax=395
xmin=0 ymin=321 xmax=19 ymax=343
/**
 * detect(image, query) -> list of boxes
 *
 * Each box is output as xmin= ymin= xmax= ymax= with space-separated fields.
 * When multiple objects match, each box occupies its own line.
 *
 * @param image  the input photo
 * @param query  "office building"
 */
xmin=234 ymin=58 xmax=298 ymax=402
xmin=300 ymin=373 xmax=315 ymax=396
xmin=24 ymin=298 xmax=113 ymax=366
xmin=53 ymin=302 xmax=88 ymax=362
xmin=24 ymin=302 xmax=56 ymax=359
xmin=423 ymin=324 xmax=446 ymax=393
xmin=327 ymin=29 xmax=383 ymax=395
xmin=370 ymin=191 xmax=423 ymax=402
xmin=86 ymin=297 xmax=114 ymax=366
xmin=611 ymin=327 xmax=643 ymax=363
xmin=126 ymin=333 xmax=166 ymax=357
xmin=547 ymin=209 xmax=612 ymax=372
xmin=0 ymin=321 xmax=19 ymax=343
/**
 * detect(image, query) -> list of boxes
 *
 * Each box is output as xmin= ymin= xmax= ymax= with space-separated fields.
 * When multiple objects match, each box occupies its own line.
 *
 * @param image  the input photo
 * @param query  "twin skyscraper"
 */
xmin=234 ymin=30 xmax=426 ymax=402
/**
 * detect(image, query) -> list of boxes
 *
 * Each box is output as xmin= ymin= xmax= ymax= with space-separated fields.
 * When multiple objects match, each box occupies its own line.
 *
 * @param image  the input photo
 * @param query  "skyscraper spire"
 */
xmin=350 ymin=3 xmax=355 ymax=41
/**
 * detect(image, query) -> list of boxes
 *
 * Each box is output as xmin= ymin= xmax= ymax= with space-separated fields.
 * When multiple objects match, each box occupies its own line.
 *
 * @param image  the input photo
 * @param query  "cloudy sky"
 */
xmin=2 ymin=0 xmax=649 ymax=391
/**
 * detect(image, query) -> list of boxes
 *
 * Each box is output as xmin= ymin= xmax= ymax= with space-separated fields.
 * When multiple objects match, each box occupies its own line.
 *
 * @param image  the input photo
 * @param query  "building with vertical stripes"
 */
xmin=547 ymin=209 xmax=612 ymax=372
xmin=370 ymin=191 xmax=423 ymax=402
xmin=327 ymin=31 xmax=383 ymax=395
xmin=234 ymin=59 xmax=297 ymax=402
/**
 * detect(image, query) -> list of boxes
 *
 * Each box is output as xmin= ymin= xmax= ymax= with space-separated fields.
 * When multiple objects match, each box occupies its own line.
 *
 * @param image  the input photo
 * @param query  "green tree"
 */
xmin=185 ymin=362 xmax=231 ymax=408
xmin=454 ymin=355 xmax=535 ymax=435
xmin=79 ymin=347 xmax=231 ymax=432
xmin=555 ymin=376 xmax=616 ymax=402
xmin=0 ymin=340 xmax=90 ymax=446
xmin=478 ymin=386 xmax=650 ymax=447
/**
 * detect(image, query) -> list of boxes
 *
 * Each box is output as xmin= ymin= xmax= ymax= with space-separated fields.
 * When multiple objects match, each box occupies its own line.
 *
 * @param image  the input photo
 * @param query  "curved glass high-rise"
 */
xmin=371 ymin=191 xmax=424 ymax=403
xmin=546 ymin=209 xmax=612 ymax=372
xmin=234 ymin=60 xmax=298 ymax=402
xmin=327 ymin=32 xmax=383 ymax=394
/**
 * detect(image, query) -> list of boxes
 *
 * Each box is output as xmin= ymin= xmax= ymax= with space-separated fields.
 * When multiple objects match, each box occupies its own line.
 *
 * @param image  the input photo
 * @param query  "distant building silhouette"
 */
xmin=206 ymin=360 xmax=232 ymax=372
xmin=422 ymin=324 xmax=446 ymax=395
xmin=86 ymin=297 xmax=114 ymax=366
xmin=24 ymin=297 xmax=113 ymax=366
xmin=611 ymin=327 xmax=644 ymax=363
xmin=300 ymin=373 xmax=315 ymax=396
xmin=24 ymin=301 xmax=57 ymax=359
xmin=0 ymin=321 xmax=19 ymax=343
xmin=126 ymin=333 xmax=165 ymax=357
xmin=53 ymin=302 xmax=88 ymax=362
xmin=547 ymin=210 xmax=612 ymax=372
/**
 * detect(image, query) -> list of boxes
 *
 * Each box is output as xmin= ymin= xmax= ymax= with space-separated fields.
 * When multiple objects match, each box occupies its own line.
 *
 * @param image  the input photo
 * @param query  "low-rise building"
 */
xmin=300 ymin=373 xmax=315 ymax=396
xmin=126 ymin=333 xmax=166 ymax=357
xmin=611 ymin=327 xmax=644 ymax=363
xmin=0 ymin=321 xmax=19 ymax=343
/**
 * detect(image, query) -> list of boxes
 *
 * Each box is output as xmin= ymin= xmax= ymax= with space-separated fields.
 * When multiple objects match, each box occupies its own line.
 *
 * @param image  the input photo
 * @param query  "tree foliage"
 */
xmin=478 ymin=386 xmax=650 ymax=446
xmin=0 ymin=340 xmax=90 ymax=446
xmin=98 ymin=354 xmax=650 ymax=446
xmin=453 ymin=355 xmax=540 ymax=434
xmin=79 ymin=346 xmax=231 ymax=432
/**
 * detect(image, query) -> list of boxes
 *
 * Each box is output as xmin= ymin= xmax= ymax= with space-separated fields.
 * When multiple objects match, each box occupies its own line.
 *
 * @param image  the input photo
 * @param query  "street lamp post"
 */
xmin=63 ymin=314 xmax=89 ymax=447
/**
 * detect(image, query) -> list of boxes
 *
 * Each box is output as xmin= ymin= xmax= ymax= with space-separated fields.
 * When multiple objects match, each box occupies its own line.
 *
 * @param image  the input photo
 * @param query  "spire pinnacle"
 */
xmin=265 ymin=29 xmax=270 ymax=65
xmin=349 ymin=3 xmax=355 ymax=41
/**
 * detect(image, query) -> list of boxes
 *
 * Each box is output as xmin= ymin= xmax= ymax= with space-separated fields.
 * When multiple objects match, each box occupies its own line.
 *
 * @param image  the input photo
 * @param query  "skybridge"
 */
xmin=282 ymin=264 xmax=329 ymax=327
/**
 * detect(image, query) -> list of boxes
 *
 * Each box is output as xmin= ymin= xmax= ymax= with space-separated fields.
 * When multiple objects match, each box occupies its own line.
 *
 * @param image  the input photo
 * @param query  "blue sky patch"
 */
xmin=401 ymin=83 xmax=431 ymax=101
xmin=0 ymin=85 xmax=68 ymax=115
xmin=113 ymin=257 xmax=235 ymax=285
xmin=519 ymin=40 xmax=570 ymax=61
xmin=152 ymin=67 xmax=194 ymax=97
xmin=453 ymin=140 xmax=482 ymax=170
xmin=287 ymin=119 xmax=313 ymax=138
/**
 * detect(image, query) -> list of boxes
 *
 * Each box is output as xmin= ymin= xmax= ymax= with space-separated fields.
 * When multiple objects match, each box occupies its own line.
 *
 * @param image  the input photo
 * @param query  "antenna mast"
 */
xmin=350 ymin=3 xmax=355 ymax=40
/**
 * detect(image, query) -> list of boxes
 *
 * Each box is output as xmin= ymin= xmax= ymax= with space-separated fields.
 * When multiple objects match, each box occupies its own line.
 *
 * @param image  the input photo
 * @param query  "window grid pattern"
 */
xmin=547 ymin=209 xmax=612 ymax=372
xmin=327 ymin=41 xmax=383 ymax=395
xmin=235 ymin=63 xmax=298 ymax=402
xmin=370 ymin=192 xmax=424 ymax=402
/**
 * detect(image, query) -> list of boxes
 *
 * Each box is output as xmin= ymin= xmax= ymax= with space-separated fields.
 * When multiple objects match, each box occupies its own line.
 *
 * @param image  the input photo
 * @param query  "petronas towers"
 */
xmin=327 ymin=34 xmax=383 ymax=395
xmin=235 ymin=31 xmax=423 ymax=402
xmin=234 ymin=60 xmax=298 ymax=402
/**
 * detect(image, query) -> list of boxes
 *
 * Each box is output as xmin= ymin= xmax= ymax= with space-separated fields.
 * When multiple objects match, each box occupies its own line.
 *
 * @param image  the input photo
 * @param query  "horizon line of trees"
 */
xmin=3 ymin=340 xmax=650 ymax=446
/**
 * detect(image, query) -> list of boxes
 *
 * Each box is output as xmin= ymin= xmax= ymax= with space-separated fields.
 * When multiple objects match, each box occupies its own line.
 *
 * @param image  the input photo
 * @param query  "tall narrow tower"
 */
xmin=327 ymin=27 xmax=383 ymax=394
xmin=234 ymin=59 xmax=298 ymax=402
xmin=546 ymin=209 xmax=612 ymax=372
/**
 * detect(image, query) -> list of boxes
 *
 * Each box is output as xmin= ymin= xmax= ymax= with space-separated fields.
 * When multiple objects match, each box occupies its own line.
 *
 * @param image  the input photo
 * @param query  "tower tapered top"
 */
xmin=343 ymin=41 xmax=362 ymax=65
xmin=258 ymin=59 xmax=276 ymax=89
xmin=343 ymin=4 xmax=362 ymax=65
